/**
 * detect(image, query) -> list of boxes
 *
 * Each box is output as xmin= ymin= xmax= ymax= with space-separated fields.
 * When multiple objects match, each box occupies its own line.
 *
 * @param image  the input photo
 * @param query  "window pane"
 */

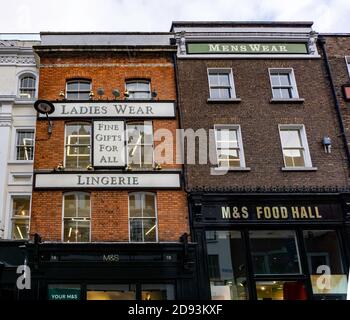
xmin=209 ymin=73 xmax=219 ymax=86
xmin=283 ymin=149 xmax=305 ymax=167
xmin=12 ymin=196 xmax=30 ymax=217
xmin=216 ymin=129 xmax=237 ymax=142
xmin=205 ymin=231 xmax=249 ymax=300
xmin=219 ymin=88 xmax=231 ymax=99
xmin=12 ymin=219 xmax=29 ymax=240
xmin=77 ymin=193 xmax=90 ymax=218
xmin=79 ymin=81 xmax=91 ymax=91
xmin=272 ymin=88 xmax=282 ymax=99
xmin=270 ymin=74 xmax=280 ymax=86
xmin=280 ymin=88 xmax=293 ymax=99
xmin=143 ymin=218 xmax=157 ymax=242
xmin=279 ymin=73 xmax=291 ymax=86
xmin=67 ymin=82 xmax=79 ymax=91
xmin=280 ymin=130 xmax=302 ymax=148
xmin=128 ymin=145 xmax=141 ymax=168
xmin=210 ymin=88 xmax=221 ymax=99
xmin=142 ymin=145 xmax=154 ymax=167
xmin=64 ymin=194 xmax=76 ymax=217
xmin=303 ymin=230 xmax=347 ymax=295
xmin=143 ymin=194 xmax=156 ymax=217
xmin=256 ymin=281 xmax=307 ymax=300
xmin=249 ymin=230 xmax=301 ymax=275
xmin=63 ymin=219 xmax=90 ymax=242
xmin=218 ymin=73 xmax=230 ymax=86
xmin=129 ymin=193 xmax=142 ymax=217
xmin=78 ymin=92 xmax=90 ymax=100
xmin=130 ymin=219 xmax=143 ymax=242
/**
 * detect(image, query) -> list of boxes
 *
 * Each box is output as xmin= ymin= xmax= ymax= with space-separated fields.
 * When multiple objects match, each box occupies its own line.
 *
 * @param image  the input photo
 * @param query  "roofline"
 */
xmin=40 ymin=31 xmax=174 ymax=36
xmin=170 ymin=20 xmax=314 ymax=31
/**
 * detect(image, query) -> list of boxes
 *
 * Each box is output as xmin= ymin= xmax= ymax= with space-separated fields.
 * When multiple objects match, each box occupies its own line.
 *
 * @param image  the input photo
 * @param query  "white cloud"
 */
xmin=0 ymin=0 xmax=349 ymax=33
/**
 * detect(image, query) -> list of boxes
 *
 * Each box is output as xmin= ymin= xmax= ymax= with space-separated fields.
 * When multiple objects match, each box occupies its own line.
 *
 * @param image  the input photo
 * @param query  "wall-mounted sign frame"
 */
xmin=93 ymin=120 xmax=126 ymax=168
xmin=37 ymin=101 xmax=176 ymax=119
xmin=186 ymin=42 xmax=309 ymax=54
xmin=34 ymin=172 xmax=181 ymax=189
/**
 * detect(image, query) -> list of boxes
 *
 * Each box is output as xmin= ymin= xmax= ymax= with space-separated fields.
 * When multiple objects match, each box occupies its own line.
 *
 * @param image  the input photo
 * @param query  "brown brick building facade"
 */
xmin=172 ymin=22 xmax=350 ymax=301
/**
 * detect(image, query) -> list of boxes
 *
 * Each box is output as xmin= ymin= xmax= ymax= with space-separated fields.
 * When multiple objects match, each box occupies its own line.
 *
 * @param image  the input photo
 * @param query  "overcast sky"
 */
xmin=1 ymin=0 xmax=349 ymax=34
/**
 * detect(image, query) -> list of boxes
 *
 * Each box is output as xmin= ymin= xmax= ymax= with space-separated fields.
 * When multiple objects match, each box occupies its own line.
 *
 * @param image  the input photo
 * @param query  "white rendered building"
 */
xmin=0 ymin=35 xmax=39 ymax=240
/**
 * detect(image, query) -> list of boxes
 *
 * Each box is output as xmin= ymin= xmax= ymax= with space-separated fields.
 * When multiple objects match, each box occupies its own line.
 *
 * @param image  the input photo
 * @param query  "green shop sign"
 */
xmin=48 ymin=287 xmax=81 ymax=300
xmin=187 ymin=43 xmax=308 ymax=54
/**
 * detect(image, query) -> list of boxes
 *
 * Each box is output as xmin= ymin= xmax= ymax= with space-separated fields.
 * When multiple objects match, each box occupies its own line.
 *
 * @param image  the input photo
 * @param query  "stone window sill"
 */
xmin=270 ymin=98 xmax=305 ymax=104
xmin=281 ymin=167 xmax=318 ymax=172
xmin=207 ymin=98 xmax=241 ymax=103
xmin=213 ymin=167 xmax=251 ymax=172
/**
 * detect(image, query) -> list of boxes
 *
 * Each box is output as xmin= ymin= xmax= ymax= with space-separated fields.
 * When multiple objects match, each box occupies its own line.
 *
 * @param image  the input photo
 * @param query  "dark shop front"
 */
xmin=190 ymin=191 xmax=350 ymax=300
xmin=22 ymin=239 xmax=197 ymax=300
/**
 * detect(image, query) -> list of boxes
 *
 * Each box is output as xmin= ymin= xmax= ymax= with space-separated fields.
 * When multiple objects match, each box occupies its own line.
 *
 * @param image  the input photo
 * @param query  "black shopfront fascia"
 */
xmin=189 ymin=192 xmax=350 ymax=300
xmin=22 ymin=241 xmax=197 ymax=300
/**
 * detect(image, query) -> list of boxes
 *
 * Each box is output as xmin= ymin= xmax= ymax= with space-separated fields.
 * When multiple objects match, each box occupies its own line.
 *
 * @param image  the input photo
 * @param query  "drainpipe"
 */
xmin=318 ymin=36 xmax=350 ymax=168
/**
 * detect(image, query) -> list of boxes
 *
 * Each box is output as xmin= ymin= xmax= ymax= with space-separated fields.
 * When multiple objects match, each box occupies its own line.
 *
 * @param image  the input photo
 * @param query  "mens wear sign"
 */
xmin=38 ymin=101 xmax=176 ymax=118
xmin=34 ymin=173 xmax=181 ymax=189
xmin=187 ymin=42 xmax=308 ymax=54
xmin=93 ymin=121 xmax=125 ymax=167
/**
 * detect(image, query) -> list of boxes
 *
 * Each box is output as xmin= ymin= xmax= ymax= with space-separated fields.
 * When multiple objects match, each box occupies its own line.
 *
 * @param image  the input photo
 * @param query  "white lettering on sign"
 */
xmin=93 ymin=121 xmax=125 ymax=167
xmin=34 ymin=173 xmax=181 ymax=189
xmin=38 ymin=102 xmax=175 ymax=118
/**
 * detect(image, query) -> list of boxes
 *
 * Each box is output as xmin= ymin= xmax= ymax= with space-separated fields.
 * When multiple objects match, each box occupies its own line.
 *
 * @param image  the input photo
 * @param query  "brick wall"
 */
xmin=30 ymin=190 xmax=189 ymax=242
xmin=31 ymin=50 xmax=188 ymax=242
xmin=177 ymin=48 xmax=349 ymax=189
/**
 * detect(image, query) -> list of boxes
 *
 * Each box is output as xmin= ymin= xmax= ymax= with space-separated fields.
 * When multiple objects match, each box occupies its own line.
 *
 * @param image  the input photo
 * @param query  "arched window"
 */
xmin=125 ymin=80 xmax=151 ymax=100
xmin=66 ymin=79 xmax=91 ymax=100
xmin=19 ymin=74 xmax=36 ymax=99
xmin=63 ymin=192 xmax=90 ymax=242
xmin=64 ymin=122 xmax=92 ymax=169
xmin=129 ymin=192 xmax=157 ymax=242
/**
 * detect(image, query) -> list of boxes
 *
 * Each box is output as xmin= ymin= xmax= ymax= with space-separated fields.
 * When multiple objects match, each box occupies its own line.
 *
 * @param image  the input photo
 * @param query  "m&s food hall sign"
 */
xmin=202 ymin=203 xmax=343 ymax=222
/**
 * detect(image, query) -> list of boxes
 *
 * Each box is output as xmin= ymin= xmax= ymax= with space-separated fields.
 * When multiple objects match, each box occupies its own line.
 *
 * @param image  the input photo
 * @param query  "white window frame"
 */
xmin=64 ymin=122 xmax=92 ymax=169
xmin=126 ymin=121 xmax=154 ymax=169
xmin=125 ymin=80 xmax=151 ymax=100
xmin=17 ymin=71 xmax=38 ymax=100
xmin=278 ymin=124 xmax=313 ymax=168
xmin=214 ymin=124 xmax=246 ymax=168
xmin=65 ymin=79 xmax=92 ymax=100
xmin=345 ymin=56 xmax=350 ymax=77
xmin=7 ymin=193 xmax=32 ymax=240
xmin=10 ymin=126 xmax=35 ymax=163
xmin=128 ymin=192 xmax=158 ymax=243
xmin=62 ymin=192 xmax=91 ymax=243
xmin=207 ymin=68 xmax=236 ymax=100
xmin=269 ymin=68 xmax=299 ymax=99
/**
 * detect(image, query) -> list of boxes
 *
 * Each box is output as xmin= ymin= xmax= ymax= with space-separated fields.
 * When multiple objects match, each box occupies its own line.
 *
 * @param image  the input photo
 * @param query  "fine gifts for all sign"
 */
xmin=93 ymin=121 xmax=125 ymax=167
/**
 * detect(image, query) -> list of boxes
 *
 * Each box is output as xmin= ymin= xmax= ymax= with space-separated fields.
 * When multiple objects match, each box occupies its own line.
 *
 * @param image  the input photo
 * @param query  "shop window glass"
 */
xmin=249 ymin=230 xmax=301 ymax=275
xmin=256 ymin=281 xmax=307 ymax=300
xmin=141 ymin=284 xmax=175 ymax=300
xmin=303 ymin=230 xmax=347 ymax=296
xmin=205 ymin=230 xmax=248 ymax=300
xmin=87 ymin=284 xmax=136 ymax=300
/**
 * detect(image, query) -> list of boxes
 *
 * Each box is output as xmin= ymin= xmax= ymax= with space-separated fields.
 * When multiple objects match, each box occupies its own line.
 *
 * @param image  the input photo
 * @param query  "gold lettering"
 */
xmin=315 ymin=206 xmax=322 ymax=218
xmin=221 ymin=207 xmax=231 ymax=219
xmin=241 ymin=206 xmax=249 ymax=219
xmin=264 ymin=207 xmax=272 ymax=219
xmin=256 ymin=207 xmax=263 ymax=219
xmin=308 ymin=206 xmax=315 ymax=219
xmin=280 ymin=207 xmax=288 ymax=219
xmin=272 ymin=207 xmax=280 ymax=219
xmin=300 ymin=207 xmax=308 ymax=219
xmin=291 ymin=207 xmax=300 ymax=219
